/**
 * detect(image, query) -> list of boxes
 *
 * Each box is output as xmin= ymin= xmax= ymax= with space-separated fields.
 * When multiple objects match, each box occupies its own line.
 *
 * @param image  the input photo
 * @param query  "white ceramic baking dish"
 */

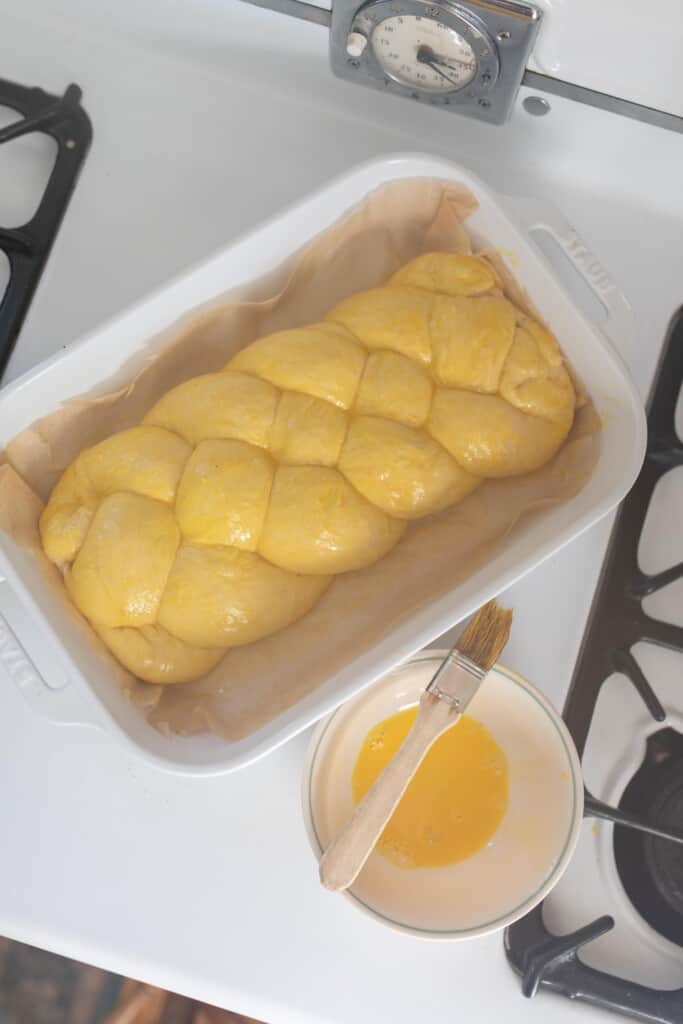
xmin=0 ymin=154 xmax=646 ymax=775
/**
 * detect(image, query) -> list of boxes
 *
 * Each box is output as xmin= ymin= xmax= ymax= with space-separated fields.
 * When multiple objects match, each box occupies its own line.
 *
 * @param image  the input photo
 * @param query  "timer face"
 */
xmin=371 ymin=14 xmax=477 ymax=94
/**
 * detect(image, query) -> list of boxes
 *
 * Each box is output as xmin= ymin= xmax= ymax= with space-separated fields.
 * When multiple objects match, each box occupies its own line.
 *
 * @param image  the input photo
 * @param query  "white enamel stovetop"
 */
xmin=0 ymin=2 xmax=682 ymax=1022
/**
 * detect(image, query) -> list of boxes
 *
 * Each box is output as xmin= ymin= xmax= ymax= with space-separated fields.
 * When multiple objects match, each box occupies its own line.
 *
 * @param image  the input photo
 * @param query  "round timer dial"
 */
xmin=371 ymin=14 xmax=477 ymax=93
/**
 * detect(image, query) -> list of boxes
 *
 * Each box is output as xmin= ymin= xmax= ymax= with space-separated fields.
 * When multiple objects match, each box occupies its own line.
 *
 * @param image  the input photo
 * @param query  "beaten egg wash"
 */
xmin=352 ymin=707 xmax=509 ymax=869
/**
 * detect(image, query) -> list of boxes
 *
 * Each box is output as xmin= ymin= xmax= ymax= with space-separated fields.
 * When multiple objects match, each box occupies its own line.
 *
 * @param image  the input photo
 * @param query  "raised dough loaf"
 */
xmin=40 ymin=253 xmax=575 ymax=684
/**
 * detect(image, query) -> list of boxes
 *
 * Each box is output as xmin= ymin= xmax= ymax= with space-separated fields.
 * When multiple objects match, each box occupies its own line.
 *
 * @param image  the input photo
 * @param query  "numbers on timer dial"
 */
xmin=371 ymin=14 xmax=477 ymax=93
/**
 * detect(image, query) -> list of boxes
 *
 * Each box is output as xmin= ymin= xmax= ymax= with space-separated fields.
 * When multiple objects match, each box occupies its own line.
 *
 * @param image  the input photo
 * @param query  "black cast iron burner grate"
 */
xmin=0 ymin=79 xmax=91 ymax=377
xmin=505 ymin=309 xmax=683 ymax=1022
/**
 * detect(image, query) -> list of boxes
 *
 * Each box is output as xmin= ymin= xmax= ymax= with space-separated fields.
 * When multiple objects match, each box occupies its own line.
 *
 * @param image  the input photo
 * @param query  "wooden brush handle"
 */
xmin=319 ymin=691 xmax=458 ymax=892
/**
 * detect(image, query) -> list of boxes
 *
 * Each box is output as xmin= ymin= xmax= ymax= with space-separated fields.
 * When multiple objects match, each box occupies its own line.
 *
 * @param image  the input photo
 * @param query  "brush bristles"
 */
xmin=456 ymin=599 xmax=513 ymax=671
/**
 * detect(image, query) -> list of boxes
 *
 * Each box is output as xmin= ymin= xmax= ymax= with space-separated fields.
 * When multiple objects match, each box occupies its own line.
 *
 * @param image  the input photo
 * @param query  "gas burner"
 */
xmin=615 ymin=727 xmax=683 ymax=947
xmin=506 ymin=308 xmax=683 ymax=1021
xmin=0 ymin=78 xmax=91 ymax=377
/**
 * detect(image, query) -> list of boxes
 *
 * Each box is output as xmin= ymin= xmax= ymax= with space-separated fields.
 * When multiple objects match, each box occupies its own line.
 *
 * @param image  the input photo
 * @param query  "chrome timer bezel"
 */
xmin=330 ymin=0 xmax=541 ymax=124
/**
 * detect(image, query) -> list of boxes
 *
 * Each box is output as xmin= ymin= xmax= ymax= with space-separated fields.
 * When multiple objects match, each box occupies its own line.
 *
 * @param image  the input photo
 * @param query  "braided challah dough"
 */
xmin=40 ymin=252 xmax=575 ymax=685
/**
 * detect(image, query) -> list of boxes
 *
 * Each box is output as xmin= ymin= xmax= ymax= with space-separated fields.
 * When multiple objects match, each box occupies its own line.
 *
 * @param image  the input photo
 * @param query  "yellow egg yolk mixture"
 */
xmin=352 ymin=707 xmax=509 ymax=869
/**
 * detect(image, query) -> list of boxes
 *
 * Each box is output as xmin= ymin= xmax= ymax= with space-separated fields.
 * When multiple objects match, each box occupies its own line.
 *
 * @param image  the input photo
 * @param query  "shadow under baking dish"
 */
xmin=302 ymin=654 xmax=583 ymax=939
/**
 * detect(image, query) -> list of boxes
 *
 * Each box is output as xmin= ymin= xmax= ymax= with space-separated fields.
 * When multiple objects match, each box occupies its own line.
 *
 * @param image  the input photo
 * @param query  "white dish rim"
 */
xmin=0 ymin=151 xmax=646 ymax=774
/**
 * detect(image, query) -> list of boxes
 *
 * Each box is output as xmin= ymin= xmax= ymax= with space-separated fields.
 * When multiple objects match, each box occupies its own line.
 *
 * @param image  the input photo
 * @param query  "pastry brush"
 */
xmin=319 ymin=599 xmax=513 ymax=892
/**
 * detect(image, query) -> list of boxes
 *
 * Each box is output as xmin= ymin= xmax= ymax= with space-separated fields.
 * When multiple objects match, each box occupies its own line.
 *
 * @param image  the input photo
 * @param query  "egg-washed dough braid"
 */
xmin=40 ymin=253 xmax=575 ymax=684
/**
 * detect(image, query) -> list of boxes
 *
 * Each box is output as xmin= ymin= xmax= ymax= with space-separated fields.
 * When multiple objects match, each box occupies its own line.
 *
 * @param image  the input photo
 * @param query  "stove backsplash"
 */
xmin=254 ymin=0 xmax=683 ymax=116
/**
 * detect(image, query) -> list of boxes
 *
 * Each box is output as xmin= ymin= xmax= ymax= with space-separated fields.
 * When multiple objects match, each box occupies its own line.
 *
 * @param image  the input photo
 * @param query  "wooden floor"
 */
xmin=0 ymin=938 xmax=264 ymax=1024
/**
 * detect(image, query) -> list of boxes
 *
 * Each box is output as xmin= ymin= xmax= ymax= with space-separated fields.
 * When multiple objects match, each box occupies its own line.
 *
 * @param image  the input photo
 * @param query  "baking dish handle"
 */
xmin=0 ymin=577 xmax=107 ymax=729
xmin=503 ymin=196 xmax=634 ymax=366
